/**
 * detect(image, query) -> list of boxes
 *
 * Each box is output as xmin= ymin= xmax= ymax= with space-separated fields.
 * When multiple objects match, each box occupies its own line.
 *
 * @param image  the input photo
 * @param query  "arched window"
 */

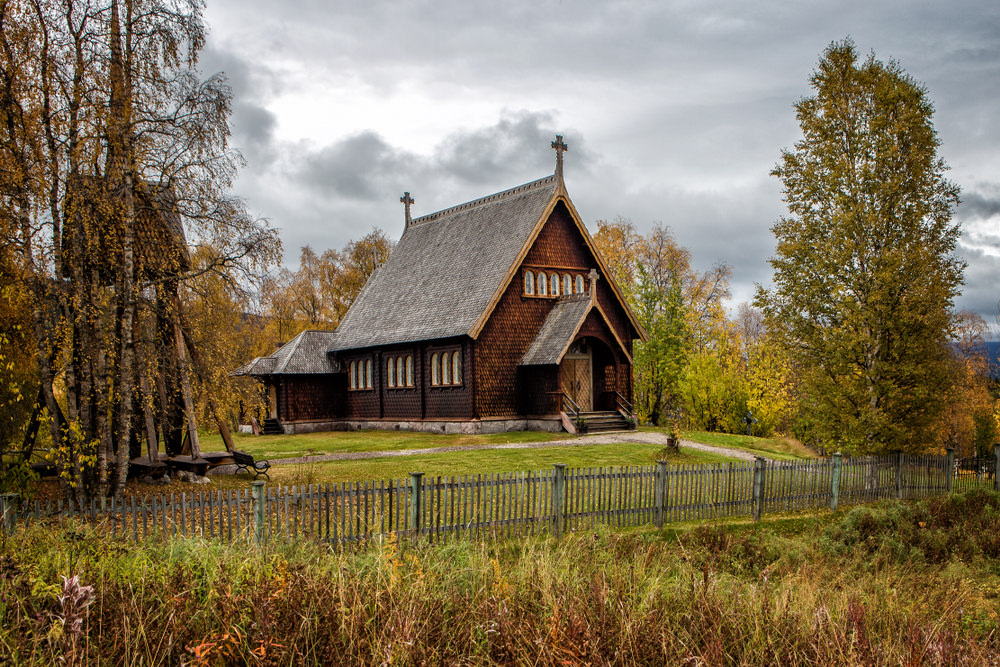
xmin=365 ymin=359 xmax=373 ymax=388
xmin=550 ymin=272 xmax=559 ymax=296
xmin=538 ymin=272 xmax=547 ymax=296
xmin=350 ymin=361 xmax=357 ymax=390
xmin=431 ymin=353 xmax=439 ymax=386
xmin=563 ymin=274 xmax=572 ymax=296
xmin=452 ymin=351 xmax=461 ymax=385
xmin=387 ymin=358 xmax=395 ymax=387
xmin=441 ymin=352 xmax=451 ymax=385
xmin=575 ymin=274 xmax=585 ymax=294
xmin=405 ymin=355 xmax=414 ymax=386
xmin=397 ymin=356 xmax=405 ymax=387
xmin=524 ymin=271 xmax=535 ymax=295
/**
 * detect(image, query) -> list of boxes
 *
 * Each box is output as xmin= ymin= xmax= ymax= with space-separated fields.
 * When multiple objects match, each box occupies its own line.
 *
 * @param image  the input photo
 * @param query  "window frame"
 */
xmin=524 ymin=270 xmax=535 ymax=295
xmin=348 ymin=357 xmax=375 ymax=392
xmin=429 ymin=347 xmax=463 ymax=388
xmin=575 ymin=274 xmax=585 ymax=294
xmin=537 ymin=272 xmax=547 ymax=296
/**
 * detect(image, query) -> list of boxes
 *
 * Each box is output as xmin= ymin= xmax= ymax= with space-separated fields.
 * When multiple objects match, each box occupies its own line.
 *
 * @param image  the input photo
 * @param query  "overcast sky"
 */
xmin=199 ymin=0 xmax=1000 ymax=330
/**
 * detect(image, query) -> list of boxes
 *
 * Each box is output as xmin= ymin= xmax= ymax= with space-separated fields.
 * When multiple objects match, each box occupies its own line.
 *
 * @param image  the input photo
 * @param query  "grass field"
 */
xmin=680 ymin=429 xmax=817 ymax=460
xmin=115 ymin=441 xmax=738 ymax=496
xmin=199 ymin=429 xmax=575 ymax=461
xmin=5 ymin=489 xmax=1000 ymax=664
xmin=259 ymin=440 xmax=736 ymax=486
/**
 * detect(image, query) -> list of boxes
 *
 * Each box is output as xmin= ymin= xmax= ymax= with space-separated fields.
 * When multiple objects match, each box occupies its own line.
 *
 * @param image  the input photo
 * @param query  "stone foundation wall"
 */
xmin=277 ymin=418 xmax=564 ymax=435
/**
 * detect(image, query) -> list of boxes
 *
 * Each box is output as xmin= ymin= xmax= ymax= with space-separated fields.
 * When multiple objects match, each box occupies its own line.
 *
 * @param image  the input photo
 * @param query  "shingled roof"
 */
xmin=520 ymin=295 xmax=593 ymax=366
xmin=329 ymin=175 xmax=560 ymax=353
xmin=232 ymin=330 xmax=339 ymax=377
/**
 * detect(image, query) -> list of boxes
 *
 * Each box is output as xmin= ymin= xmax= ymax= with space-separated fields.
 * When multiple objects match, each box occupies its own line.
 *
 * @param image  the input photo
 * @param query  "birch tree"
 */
xmin=756 ymin=40 xmax=964 ymax=453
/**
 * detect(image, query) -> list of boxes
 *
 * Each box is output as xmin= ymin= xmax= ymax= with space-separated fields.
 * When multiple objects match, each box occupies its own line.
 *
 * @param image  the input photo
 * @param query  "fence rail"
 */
xmin=2 ymin=446 xmax=998 ymax=546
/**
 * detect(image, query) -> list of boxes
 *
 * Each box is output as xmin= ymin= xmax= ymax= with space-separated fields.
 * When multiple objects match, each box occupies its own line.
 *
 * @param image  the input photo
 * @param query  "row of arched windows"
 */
xmin=386 ymin=355 xmax=415 ymax=388
xmin=524 ymin=270 xmax=586 ymax=297
xmin=430 ymin=350 xmax=462 ymax=387
xmin=349 ymin=351 xmax=461 ymax=390
xmin=348 ymin=359 xmax=373 ymax=390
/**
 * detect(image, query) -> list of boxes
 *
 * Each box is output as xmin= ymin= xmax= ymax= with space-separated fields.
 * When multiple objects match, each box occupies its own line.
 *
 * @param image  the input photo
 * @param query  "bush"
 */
xmin=822 ymin=489 xmax=1000 ymax=564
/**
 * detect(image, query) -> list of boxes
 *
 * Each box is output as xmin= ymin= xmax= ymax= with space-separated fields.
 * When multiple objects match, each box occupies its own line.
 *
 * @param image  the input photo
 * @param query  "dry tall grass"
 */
xmin=2 ymin=490 xmax=1000 ymax=665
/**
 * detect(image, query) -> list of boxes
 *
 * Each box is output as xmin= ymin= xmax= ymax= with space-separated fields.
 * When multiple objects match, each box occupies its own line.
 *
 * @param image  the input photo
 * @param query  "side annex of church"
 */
xmin=234 ymin=137 xmax=646 ymax=434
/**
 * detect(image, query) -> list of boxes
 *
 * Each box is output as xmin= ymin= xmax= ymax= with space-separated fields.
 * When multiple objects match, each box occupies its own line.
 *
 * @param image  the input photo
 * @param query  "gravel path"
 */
xmin=209 ymin=431 xmax=762 ymax=474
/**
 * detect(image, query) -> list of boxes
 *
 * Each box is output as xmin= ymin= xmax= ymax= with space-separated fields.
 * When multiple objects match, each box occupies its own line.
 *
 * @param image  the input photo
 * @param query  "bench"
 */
xmin=232 ymin=450 xmax=271 ymax=481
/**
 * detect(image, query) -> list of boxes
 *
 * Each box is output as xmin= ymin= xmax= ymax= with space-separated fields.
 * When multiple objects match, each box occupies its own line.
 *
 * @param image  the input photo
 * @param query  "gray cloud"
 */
xmin=202 ymin=0 xmax=1000 ymax=329
xmin=960 ymin=190 xmax=1000 ymax=220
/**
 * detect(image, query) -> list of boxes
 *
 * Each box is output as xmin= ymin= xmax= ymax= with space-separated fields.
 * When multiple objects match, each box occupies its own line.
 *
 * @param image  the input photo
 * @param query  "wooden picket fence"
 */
xmin=1 ymin=449 xmax=997 ymax=545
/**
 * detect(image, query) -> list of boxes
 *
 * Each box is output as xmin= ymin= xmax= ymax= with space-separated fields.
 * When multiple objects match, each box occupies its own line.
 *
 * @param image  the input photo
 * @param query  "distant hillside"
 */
xmin=988 ymin=341 xmax=1000 ymax=378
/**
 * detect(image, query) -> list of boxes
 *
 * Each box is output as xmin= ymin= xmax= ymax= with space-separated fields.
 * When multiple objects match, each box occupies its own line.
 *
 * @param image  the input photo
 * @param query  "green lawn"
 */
xmin=263 ymin=441 xmax=738 ymax=486
xmin=679 ymin=429 xmax=817 ymax=460
xmin=198 ymin=428 xmax=574 ymax=460
xmin=136 ymin=426 xmax=746 ymax=491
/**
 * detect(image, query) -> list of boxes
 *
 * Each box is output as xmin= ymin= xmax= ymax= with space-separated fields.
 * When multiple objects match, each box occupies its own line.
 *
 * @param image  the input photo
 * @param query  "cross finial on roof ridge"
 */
xmin=400 ymin=191 xmax=415 ymax=229
xmin=551 ymin=135 xmax=568 ymax=181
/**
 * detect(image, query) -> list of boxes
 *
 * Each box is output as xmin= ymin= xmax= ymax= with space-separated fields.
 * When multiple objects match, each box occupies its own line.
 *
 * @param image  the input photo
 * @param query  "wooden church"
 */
xmin=235 ymin=137 xmax=645 ymax=434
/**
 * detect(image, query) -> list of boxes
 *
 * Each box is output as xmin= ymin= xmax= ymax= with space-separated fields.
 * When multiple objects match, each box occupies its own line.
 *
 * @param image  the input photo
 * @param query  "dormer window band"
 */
xmin=523 ymin=267 xmax=592 ymax=299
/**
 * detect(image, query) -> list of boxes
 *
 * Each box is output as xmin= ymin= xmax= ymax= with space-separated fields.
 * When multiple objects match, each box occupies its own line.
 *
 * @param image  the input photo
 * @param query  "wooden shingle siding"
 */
xmin=344 ymin=354 xmax=380 ymax=419
xmin=279 ymin=376 xmax=343 ymax=422
xmin=425 ymin=338 xmax=474 ymax=419
xmin=475 ymin=273 xmax=554 ymax=417
xmin=380 ymin=346 xmax=422 ymax=420
xmin=475 ymin=203 xmax=595 ymax=419
xmin=522 ymin=203 xmax=592 ymax=269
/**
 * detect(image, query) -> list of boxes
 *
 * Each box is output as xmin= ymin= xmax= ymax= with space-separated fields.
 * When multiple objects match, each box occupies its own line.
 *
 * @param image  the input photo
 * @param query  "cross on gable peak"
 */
xmin=400 ymin=191 xmax=415 ymax=229
xmin=551 ymin=135 xmax=568 ymax=181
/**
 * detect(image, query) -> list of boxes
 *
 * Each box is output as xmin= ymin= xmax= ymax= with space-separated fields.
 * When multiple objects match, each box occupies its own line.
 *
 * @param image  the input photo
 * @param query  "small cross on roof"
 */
xmin=400 ymin=191 xmax=415 ymax=228
xmin=551 ymin=135 xmax=568 ymax=180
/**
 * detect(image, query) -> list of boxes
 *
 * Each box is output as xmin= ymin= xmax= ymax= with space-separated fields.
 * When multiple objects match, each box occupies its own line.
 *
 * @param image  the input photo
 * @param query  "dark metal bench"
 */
xmin=232 ymin=450 xmax=271 ymax=481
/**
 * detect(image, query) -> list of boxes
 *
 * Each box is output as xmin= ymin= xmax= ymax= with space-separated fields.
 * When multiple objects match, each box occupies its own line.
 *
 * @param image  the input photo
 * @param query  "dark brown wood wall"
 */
xmin=379 ymin=346 xmax=422 ymax=420
xmin=339 ymin=339 xmax=474 ymax=421
xmin=424 ymin=338 xmax=473 ymax=419
xmin=476 ymin=202 xmax=599 ymax=418
xmin=526 ymin=201 xmax=636 ymax=349
xmin=518 ymin=366 xmax=560 ymax=415
xmin=278 ymin=376 xmax=344 ymax=422
xmin=344 ymin=353 xmax=380 ymax=419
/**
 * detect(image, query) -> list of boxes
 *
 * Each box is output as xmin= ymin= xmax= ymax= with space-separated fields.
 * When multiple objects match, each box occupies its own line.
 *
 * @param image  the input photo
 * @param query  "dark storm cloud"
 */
xmin=299 ymin=131 xmax=416 ymax=200
xmin=198 ymin=46 xmax=284 ymax=167
xmin=955 ymin=243 xmax=1000 ymax=328
xmin=960 ymin=190 xmax=1000 ymax=220
xmin=291 ymin=111 xmax=582 ymax=209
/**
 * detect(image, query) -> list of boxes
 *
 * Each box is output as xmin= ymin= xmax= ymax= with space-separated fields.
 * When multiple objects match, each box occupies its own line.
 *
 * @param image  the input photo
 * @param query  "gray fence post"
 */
xmin=895 ymin=450 xmax=904 ymax=500
xmin=655 ymin=460 xmax=668 ymax=528
xmin=830 ymin=453 xmax=842 ymax=511
xmin=251 ymin=481 xmax=266 ymax=545
xmin=552 ymin=464 xmax=566 ymax=538
xmin=409 ymin=472 xmax=424 ymax=539
xmin=0 ymin=493 xmax=18 ymax=534
xmin=945 ymin=448 xmax=955 ymax=494
xmin=994 ymin=444 xmax=1000 ymax=492
xmin=752 ymin=456 xmax=766 ymax=522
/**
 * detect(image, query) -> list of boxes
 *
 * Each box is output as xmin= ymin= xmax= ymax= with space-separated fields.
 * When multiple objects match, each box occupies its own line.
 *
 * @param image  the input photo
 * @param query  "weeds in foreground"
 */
xmin=1 ymin=492 xmax=1000 ymax=664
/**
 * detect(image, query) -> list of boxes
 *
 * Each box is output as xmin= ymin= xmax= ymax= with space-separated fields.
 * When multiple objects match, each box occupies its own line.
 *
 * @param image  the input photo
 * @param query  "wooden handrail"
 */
xmin=614 ymin=391 xmax=633 ymax=416
xmin=561 ymin=392 xmax=581 ymax=419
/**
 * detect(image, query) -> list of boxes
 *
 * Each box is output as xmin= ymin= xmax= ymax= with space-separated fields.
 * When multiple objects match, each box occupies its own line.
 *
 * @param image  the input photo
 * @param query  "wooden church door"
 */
xmin=560 ymin=339 xmax=593 ymax=411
